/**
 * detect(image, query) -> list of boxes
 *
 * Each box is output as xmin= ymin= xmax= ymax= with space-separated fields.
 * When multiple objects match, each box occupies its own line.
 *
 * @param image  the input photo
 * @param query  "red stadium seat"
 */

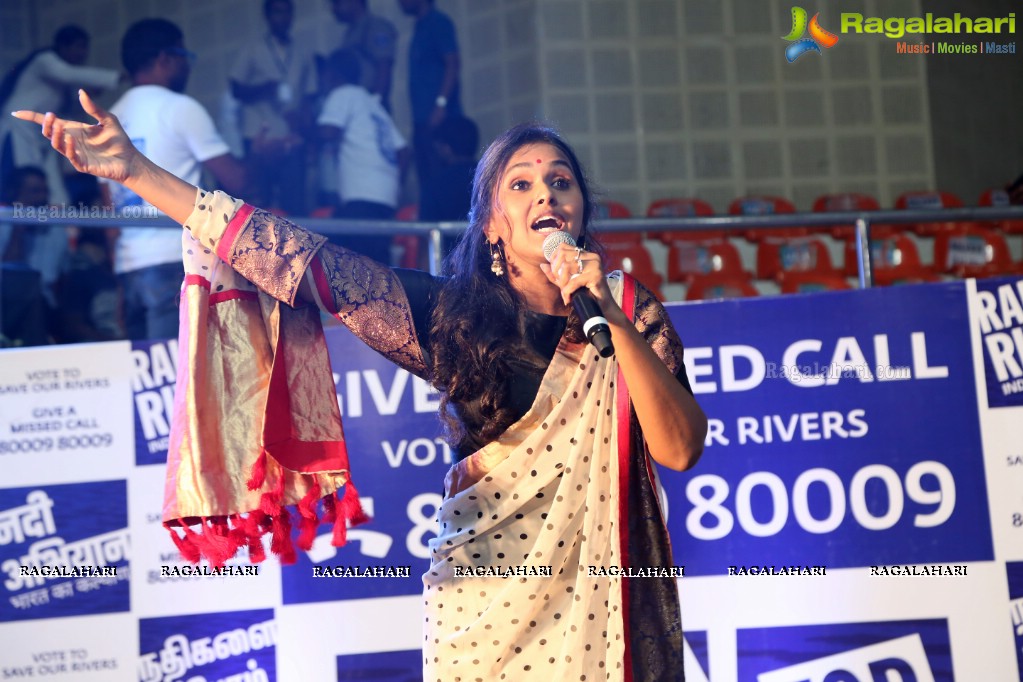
xmin=594 ymin=200 xmax=632 ymax=218
xmin=601 ymin=242 xmax=665 ymax=300
xmin=665 ymin=240 xmax=751 ymax=284
xmin=597 ymin=231 xmax=644 ymax=247
xmin=812 ymin=193 xmax=881 ymax=213
xmin=812 ymin=193 xmax=884 ymax=240
xmin=393 ymin=205 xmax=420 ymax=268
xmin=932 ymin=225 xmax=1018 ymax=278
xmin=728 ymin=195 xmax=807 ymax=242
xmin=978 ymin=188 xmax=1023 ymax=235
xmin=893 ymin=190 xmax=964 ymax=236
xmin=756 ymin=238 xmax=840 ymax=282
xmin=646 ymin=198 xmax=714 ymax=217
xmin=685 ymin=273 xmax=758 ymax=301
xmin=842 ymin=234 xmax=939 ymax=286
xmin=646 ymin=198 xmax=724 ymax=243
xmin=593 ymin=200 xmax=638 ymax=245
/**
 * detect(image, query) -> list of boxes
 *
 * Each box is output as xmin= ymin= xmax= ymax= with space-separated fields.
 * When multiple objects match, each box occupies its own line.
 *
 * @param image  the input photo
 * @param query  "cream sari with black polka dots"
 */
xmin=423 ymin=277 xmax=647 ymax=681
xmin=177 ymin=190 xmax=684 ymax=678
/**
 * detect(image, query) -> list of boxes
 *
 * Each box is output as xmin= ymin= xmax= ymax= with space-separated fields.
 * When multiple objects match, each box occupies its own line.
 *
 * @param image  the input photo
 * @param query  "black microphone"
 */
xmin=542 ymin=231 xmax=615 ymax=358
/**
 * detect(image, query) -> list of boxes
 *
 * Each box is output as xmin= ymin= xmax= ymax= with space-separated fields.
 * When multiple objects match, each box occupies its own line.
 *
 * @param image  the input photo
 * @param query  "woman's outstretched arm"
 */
xmin=13 ymin=89 xmax=197 ymax=224
xmin=13 ymin=90 xmax=328 ymax=302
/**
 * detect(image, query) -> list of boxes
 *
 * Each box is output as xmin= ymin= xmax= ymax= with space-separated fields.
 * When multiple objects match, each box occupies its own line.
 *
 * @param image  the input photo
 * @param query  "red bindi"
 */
xmin=536 ymin=158 xmax=542 ymax=164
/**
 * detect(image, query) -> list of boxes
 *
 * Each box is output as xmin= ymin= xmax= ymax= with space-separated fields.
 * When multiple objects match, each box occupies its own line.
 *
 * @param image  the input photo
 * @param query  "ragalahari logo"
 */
xmin=783 ymin=7 xmax=840 ymax=62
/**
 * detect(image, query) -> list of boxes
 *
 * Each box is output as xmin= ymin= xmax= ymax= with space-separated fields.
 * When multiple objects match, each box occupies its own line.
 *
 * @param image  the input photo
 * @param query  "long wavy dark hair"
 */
xmin=428 ymin=122 xmax=604 ymax=451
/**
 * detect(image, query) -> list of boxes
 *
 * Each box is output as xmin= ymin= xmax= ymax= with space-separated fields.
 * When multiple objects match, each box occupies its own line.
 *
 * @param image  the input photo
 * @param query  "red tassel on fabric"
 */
xmin=331 ymin=480 xmax=370 ymax=547
xmin=260 ymin=464 xmax=286 ymax=517
xmin=270 ymin=509 xmax=296 ymax=564
xmin=166 ymin=523 xmax=201 ymax=564
xmin=179 ymin=522 xmax=211 ymax=563
xmin=243 ymin=511 xmax=269 ymax=564
xmin=331 ymin=506 xmax=348 ymax=546
xmin=341 ymin=480 xmax=370 ymax=527
xmin=247 ymin=448 xmax=268 ymax=491
xmin=166 ymin=457 xmax=363 ymax=565
xmin=296 ymin=480 xmax=321 ymax=551
xmin=227 ymin=514 xmax=248 ymax=548
xmin=201 ymin=517 xmax=240 ymax=568
xmin=321 ymin=493 xmax=337 ymax=524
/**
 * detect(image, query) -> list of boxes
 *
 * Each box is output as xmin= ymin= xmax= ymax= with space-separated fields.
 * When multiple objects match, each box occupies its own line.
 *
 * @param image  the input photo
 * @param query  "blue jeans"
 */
xmin=119 ymin=262 xmax=183 ymax=341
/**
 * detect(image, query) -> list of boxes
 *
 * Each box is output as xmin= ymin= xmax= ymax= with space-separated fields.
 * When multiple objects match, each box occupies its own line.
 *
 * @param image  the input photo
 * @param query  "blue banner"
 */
xmin=737 ymin=619 xmax=953 ymax=682
xmin=0 ymin=480 xmax=129 ymax=622
xmin=336 ymin=648 xmax=421 ymax=681
xmin=661 ymin=282 xmax=993 ymax=575
xmin=1008 ymin=561 xmax=1023 ymax=680
xmin=138 ymin=609 xmax=276 ymax=682
xmin=973 ymin=278 xmax=1023 ymax=408
xmin=130 ymin=337 xmax=178 ymax=467
xmin=687 ymin=630 xmax=710 ymax=681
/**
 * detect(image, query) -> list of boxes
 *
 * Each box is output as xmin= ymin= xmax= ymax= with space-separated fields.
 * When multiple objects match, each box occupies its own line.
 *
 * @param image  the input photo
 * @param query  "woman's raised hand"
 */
xmin=12 ymin=89 xmax=140 ymax=185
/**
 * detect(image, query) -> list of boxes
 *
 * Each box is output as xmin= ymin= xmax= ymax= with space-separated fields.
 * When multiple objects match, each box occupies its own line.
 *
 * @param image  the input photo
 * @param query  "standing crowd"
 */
xmin=0 ymin=0 xmax=478 ymax=347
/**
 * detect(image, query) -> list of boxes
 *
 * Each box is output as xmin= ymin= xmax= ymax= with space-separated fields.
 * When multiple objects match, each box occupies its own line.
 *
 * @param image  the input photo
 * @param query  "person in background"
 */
xmin=397 ymin=0 xmax=462 ymax=211
xmin=318 ymin=48 xmax=408 ymax=264
xmin=0 ymin=165 xmax=68 ymax=313
xmin=419 ymin=113 xmax=477 ymax=222
xmin=107 ymin=18 xmax=247 ymax=341
xmin=0 ymin=25 xmax=122 ymax=206
xmin=1006 ymin=173 xmax=1023 ymax=205
xmin=229 ymin=0 xmax=316 ymax=215
xmin=330 ymin=0 xmax=398 ymax=112
xmin=0 ymin=166 xmax=52 ymax=347
xmin=53 ymin=177 xmax=125 ymax=343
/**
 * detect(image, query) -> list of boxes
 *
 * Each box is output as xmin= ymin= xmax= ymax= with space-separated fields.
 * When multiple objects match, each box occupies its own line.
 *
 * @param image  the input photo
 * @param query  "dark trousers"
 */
xmin=413 ymin=122 xmax=439 ymax=210
xmin=1 ymin=264 xmax=50 ymax=346
xmin=119 ymin=262 xmax=184 ymax=341
xmin=244 ymin=140 xmax=307 ymax=216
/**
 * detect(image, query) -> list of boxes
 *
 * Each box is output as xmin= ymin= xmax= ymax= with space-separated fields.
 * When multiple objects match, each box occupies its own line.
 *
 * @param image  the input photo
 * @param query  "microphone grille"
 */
xmin=542 ymin=231 xmax=576 ymax=262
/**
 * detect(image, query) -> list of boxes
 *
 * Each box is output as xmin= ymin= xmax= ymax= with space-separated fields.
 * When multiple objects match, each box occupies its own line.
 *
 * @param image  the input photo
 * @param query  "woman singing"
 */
xmin=15 ymin=92 xmax=706 ymax=681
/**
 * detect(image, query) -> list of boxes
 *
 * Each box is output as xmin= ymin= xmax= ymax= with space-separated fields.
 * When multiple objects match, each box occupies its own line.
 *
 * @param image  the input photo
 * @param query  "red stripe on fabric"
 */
xmin=216 ymin=203 xmax=255 ymax=262
xmin=183 ymin=274 xmax=211 ymax=290
xmin=209 ymin=289 xmax=258 ymax=305
xmin=182 ymin=274 xmax=258 ymax=305
xmin=616 ymin=273 xmax=636 ymax=682
xmin=266 ymin=438 xmax=350 ymax=473
xmin=261 ymin=310 xmax=350 ymax=474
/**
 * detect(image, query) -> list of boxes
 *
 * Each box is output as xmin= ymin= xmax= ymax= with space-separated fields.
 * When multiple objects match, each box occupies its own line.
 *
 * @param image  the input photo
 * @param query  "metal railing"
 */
xmin=3 ymin=204 xmax=1023 ymax=287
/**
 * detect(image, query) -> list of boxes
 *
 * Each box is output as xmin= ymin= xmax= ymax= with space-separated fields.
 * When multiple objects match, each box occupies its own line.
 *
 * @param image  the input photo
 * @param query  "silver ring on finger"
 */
xmin=577 ymin=259 xmax=584 ymax=274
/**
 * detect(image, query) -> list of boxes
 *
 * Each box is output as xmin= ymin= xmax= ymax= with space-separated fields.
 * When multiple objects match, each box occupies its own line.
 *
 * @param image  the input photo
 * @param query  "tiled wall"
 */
xmin=924 ymin=0 xmax=1023 ymax=206
xmin=1 ymin=0 xmax=971 ymax=216
xmin=460 ymin=0 xmax=936 ymax=215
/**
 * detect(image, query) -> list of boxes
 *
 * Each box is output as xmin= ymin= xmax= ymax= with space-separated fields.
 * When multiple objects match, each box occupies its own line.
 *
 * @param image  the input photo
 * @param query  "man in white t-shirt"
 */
xmin=105 ymin=19 xmax=247 ymax=341
xmin=317 ymin=48 xmax=407 ymax=264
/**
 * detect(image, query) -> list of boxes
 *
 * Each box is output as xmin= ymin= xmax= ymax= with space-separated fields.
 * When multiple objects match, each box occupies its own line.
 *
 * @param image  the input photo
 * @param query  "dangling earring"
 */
xmin=490 ymin=241 xmax=505 ymax=277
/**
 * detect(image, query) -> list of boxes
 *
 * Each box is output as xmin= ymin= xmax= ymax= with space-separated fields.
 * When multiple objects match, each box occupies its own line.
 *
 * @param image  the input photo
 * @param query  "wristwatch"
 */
xmin=435 ymin=95 xmax=447 ymax=107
